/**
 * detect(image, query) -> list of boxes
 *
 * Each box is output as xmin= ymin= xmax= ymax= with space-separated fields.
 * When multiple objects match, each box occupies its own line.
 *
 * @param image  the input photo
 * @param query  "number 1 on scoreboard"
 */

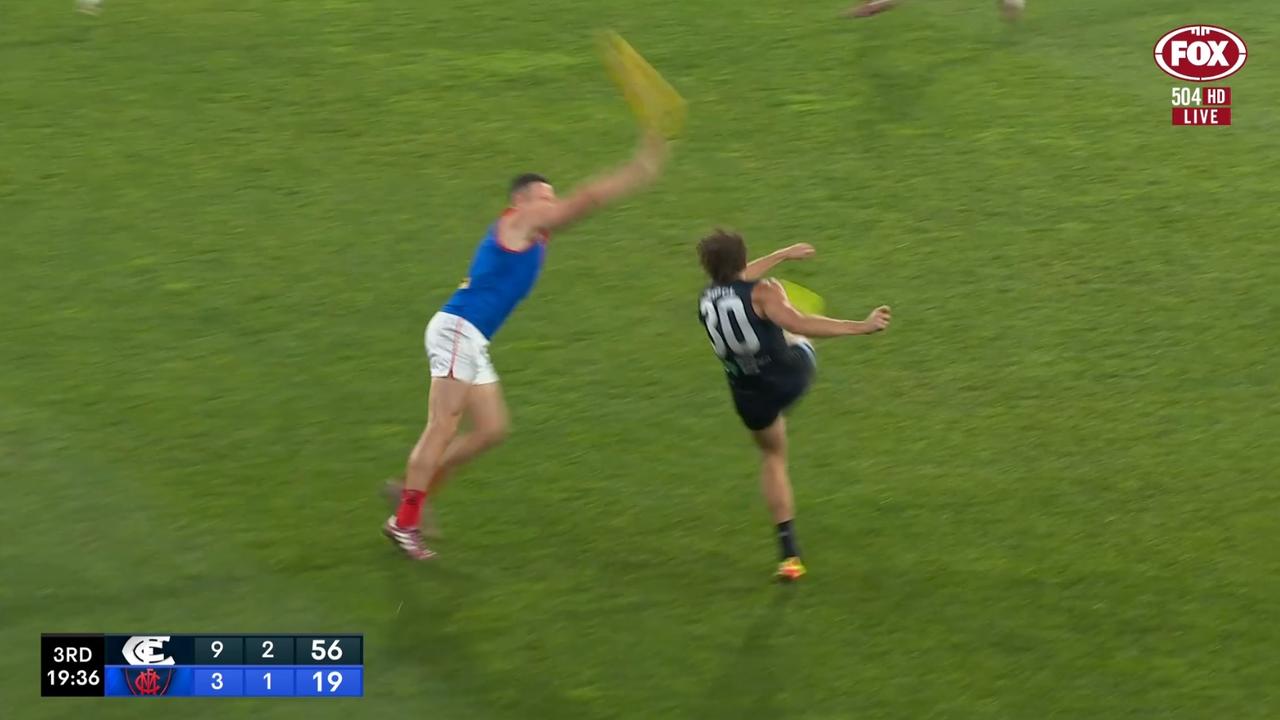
xmin=244 ymin=668 xmax=293 ymax=697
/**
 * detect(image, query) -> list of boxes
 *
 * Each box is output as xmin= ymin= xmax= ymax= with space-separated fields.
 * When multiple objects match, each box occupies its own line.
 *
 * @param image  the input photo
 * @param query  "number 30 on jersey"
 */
xmin=701 ymin=295 xmax=761 ymax=357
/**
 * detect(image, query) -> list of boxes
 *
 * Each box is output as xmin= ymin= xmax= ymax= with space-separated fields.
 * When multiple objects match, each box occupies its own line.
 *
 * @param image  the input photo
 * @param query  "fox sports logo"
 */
xmin=1154 ymin=25 xmax=1248 ymax=82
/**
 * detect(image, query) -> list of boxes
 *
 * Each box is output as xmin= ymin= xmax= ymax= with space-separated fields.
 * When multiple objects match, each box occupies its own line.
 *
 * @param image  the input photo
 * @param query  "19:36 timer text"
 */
xmin=47 ymin=669 xmax=102 ymax=686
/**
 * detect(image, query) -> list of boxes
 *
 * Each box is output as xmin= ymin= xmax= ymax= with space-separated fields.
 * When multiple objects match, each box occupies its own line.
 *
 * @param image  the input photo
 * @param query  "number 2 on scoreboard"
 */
xmin=313 ymin=671 xmax=343 ymax=693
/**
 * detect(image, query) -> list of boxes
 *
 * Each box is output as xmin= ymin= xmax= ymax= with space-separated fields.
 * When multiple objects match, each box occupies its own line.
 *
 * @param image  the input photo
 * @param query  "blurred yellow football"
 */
xmin=778 ymin=279 xmax=826 ymax=316
xmin=598 ymin=30 xmax=687 ymax=139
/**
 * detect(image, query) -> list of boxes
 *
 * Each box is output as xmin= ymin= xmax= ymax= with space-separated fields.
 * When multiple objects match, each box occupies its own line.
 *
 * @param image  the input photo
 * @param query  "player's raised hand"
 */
xmin=634 ymin=130 xmax=669 ymax=179
xmin=864 ymin=305 xmax=891 ymax=332
xmin=784 ymin=243 xmax=816 ymax=260
xmin=527 ymin=131 xmax=668 ymax=233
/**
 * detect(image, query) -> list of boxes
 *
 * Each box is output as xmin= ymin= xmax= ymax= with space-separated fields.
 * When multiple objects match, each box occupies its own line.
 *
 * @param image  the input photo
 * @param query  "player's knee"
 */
xmin=477 ymin=419 xmax=509 ymax=449
xmin=762 ymin=447 xmax=787 ymax=466
xmin=757 ymin=434 xmax=787 ymax=458
xmin=425 ymin=411 xmax=463 ymax=436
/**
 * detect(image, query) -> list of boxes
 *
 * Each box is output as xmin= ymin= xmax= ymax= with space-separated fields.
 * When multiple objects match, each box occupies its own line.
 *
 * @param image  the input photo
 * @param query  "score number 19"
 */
xmin=311 ymin=671 xmax=344 ymax=693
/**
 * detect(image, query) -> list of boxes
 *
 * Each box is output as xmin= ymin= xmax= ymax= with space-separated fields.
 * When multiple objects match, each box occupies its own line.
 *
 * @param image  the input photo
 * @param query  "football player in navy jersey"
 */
xmin=695 ymin=230 xmax=891 ymax=581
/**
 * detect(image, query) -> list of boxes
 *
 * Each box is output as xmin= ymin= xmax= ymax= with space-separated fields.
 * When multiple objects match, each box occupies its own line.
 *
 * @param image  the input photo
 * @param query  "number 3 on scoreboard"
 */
xmin=313 ymin=670 xmax=344 ymax=693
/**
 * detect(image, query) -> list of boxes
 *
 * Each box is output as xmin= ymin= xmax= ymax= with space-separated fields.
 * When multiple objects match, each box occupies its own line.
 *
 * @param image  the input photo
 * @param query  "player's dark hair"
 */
xmin=510 ymin=173 xmax=550 ymax=196
xmin=697 ymin=229 xmax=748 ymax=285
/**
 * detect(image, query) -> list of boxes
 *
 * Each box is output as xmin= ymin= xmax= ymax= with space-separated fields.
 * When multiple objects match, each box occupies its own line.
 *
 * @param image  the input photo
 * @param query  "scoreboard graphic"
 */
xmin=42 ymin=634 xmax=363 ymax=698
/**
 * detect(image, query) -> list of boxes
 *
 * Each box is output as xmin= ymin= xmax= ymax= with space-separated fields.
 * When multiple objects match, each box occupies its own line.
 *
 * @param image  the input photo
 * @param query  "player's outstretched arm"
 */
xmin=742 ymin=243 xmax=815 ymax=280
xmin=521 ymin=133 xmax=669 ymax=234
xmin=754 ymin=279 xmax=890 ymax=338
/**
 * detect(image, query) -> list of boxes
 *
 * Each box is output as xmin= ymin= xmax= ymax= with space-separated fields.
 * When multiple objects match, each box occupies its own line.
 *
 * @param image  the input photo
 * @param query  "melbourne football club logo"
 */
xmin=124 ymin=667 xmax=174 ymax=696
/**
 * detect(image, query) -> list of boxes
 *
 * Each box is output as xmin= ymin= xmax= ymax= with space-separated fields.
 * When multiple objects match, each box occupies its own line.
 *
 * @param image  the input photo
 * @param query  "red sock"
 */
xmin=396 ymin=489 xmax=426 ymax=529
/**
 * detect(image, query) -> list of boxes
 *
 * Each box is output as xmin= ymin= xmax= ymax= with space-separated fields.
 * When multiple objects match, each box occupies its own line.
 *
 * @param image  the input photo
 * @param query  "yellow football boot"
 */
xmin=776 ymin=557 xmax=807 ymax=583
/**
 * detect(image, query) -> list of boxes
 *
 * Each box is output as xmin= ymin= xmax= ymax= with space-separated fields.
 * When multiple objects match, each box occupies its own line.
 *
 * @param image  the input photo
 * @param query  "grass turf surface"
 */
xmin=2 ymin=1 xmax=1278 ymax=717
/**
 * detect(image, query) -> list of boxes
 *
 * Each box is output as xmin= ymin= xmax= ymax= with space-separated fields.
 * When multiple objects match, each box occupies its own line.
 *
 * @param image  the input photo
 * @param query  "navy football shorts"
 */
xmin=729 ymin=343 xmax=816 ymax=431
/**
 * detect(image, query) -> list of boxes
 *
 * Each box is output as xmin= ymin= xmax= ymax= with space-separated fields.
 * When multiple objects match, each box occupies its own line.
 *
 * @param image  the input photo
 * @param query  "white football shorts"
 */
xmin=424 ymin=312 xmax=498 ymax=385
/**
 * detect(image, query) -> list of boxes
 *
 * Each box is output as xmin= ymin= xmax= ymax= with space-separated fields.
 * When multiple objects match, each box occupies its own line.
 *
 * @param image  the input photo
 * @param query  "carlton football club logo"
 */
xmin=1156 ymin=25 xmax=1248 ymax=126
xmin=121 ymin=636 xmax=176 ymax=696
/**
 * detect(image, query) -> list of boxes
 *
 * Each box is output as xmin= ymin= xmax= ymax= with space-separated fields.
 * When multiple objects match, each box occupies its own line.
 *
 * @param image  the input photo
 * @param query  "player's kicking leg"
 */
xmin=752 ymin=417 xmax=806 ymax=582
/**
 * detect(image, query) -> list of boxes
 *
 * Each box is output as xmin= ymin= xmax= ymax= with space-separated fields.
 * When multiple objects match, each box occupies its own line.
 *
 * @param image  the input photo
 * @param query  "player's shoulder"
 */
xmin=754 ymin=278 xmax=784 ymax=298
xmin=751 ymin=279 xmax=788 ymax=317
xmin=492 ymin=208 xmax=539 ymax=251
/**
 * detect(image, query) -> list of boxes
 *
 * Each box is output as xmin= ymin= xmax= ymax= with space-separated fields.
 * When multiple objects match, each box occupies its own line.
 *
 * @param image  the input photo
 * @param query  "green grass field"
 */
xmin=3 ymin=1 xmax=1277 ymax=717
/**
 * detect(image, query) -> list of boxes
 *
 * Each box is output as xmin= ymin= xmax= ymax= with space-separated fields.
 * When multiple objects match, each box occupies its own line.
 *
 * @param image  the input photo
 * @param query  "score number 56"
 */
xmin=310 ymin=639 xmax=344 ymax=661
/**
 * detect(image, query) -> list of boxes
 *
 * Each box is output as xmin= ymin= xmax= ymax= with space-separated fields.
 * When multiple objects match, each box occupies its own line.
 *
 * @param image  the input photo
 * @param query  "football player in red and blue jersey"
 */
xmin=384 ymin=133 xmax=669 ymax=560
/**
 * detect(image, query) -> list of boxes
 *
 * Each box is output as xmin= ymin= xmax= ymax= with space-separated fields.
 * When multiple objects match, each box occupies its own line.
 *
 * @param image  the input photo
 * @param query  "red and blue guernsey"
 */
xmin=440 ymin=209 xmax=549 ymax=339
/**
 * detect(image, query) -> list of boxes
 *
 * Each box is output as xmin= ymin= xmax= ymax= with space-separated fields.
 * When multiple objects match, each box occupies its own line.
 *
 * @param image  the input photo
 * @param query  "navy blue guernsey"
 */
xmin=698 ymin=281 xmax=805 ymax=387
